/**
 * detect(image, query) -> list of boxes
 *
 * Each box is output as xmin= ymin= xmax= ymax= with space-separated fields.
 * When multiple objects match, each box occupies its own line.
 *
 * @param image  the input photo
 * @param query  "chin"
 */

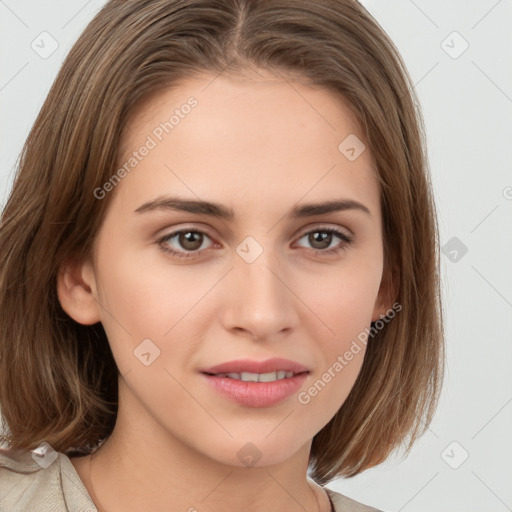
xmin=203 ymin=434 xmax=309 ymax=470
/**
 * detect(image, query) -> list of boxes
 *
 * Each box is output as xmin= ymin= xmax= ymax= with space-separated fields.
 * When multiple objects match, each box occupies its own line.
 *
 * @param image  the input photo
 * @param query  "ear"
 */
xmin=57 ymin=255 xmax=101 ymax=325
xmin=371 ymin=261 xmax=399 ymax=322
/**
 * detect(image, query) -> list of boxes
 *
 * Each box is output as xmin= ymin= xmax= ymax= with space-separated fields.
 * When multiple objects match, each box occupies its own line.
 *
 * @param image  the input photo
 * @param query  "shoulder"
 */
xmin=325 ymin=486 xmax=386 ymax=512
xmin=0 ymin=442 xmax=96 ymax=512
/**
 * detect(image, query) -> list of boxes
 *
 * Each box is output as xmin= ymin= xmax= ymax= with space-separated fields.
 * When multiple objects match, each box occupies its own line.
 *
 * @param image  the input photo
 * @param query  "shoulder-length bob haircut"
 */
xmin=0 ymin=0 xmax=444 ymax=484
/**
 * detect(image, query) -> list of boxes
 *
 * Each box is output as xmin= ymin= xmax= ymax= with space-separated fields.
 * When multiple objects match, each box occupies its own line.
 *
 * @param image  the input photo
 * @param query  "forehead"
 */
xmin=114 ymin=71 xmax=380 ymax=216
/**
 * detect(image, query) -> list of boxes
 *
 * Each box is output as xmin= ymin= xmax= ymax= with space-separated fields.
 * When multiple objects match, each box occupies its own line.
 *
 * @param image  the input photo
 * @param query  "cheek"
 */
xmin=304 ymin=261 xmax=382 ymax=338
xmin=96 ymin=247 xmax=204 ymax=329
xmin=95 ymin=231 xmax=380 ymax=379
xmin=93 ymin=248 xmax=216 ymax=372
xmin=300 ymin=264 xmax=380 ymax=386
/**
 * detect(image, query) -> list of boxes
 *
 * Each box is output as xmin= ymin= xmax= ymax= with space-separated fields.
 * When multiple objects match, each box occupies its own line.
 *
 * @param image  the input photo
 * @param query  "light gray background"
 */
xmin=1 ymin=1 xmax=511 ymax=511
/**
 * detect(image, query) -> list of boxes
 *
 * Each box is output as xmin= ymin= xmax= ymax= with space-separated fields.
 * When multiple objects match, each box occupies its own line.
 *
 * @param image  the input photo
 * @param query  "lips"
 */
xmin=200 ymin=358 xmax=310 ymax=407
xmin=200 ymin=357 xmax=309 ymax=376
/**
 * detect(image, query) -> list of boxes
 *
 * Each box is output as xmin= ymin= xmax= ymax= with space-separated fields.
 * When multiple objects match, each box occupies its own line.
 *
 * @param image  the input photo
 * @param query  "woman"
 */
xmin=0 ymin=1 xmax=444 ymax=510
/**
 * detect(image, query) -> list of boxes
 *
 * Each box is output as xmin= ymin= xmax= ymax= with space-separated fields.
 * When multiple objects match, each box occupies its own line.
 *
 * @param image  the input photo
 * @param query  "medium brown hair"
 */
xmin=0 ymin=0 xmax=444 ymax=484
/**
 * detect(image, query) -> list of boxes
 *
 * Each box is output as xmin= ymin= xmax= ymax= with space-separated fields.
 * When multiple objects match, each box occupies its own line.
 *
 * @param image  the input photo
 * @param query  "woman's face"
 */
xmin=74 ymin=70 xmax=389 ymax=467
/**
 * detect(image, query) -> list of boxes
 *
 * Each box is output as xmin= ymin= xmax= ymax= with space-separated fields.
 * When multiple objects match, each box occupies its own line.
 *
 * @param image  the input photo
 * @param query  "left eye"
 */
xmin=157 ymin=227 xmax=352 ymax=259
xmin=295 ymin=228 xmax=352 ymax=254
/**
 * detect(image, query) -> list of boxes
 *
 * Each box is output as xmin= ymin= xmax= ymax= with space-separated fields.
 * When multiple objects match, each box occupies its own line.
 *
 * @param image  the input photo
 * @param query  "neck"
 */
xmin=71 ymin=385 xmax=331 ymax=512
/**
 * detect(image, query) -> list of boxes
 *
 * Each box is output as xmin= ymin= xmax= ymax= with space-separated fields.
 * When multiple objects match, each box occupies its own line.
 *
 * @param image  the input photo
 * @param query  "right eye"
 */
xmin=157 ymin=229 xmax=215 ymax=259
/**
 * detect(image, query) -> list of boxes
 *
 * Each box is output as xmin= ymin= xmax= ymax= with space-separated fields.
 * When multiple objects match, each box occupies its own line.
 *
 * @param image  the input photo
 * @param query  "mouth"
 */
xmin=202 ymin=370 xmax=306 ymax=382
xmin=200 ymin=357 xmax=309 ymax=376
xmin=199 ymin=358 xmax=310 ymax=407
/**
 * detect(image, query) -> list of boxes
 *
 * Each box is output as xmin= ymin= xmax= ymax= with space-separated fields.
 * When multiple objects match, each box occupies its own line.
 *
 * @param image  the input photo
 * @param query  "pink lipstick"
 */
xmin=200 ymin=358 xmax=309 ymax=408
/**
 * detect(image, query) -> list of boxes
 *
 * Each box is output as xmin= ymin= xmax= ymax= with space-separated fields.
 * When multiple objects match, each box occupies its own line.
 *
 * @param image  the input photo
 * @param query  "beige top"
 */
xmin=0 ymin=444 xmax=383 ymax=511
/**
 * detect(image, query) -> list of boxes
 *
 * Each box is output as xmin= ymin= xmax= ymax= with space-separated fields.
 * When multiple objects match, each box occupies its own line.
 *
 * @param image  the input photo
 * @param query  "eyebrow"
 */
xmin=134 ymin=196 xmax=371 ymax=219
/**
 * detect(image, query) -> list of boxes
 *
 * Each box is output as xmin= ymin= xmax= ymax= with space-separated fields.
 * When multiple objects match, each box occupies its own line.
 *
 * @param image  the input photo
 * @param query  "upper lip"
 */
xmin=201 ymin=358 xmax=309 ymax=375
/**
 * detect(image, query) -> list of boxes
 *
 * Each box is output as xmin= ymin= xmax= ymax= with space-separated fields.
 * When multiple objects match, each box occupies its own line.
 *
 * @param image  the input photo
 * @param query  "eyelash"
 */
xmin=156 ymin=225 xmax=353 ymax=260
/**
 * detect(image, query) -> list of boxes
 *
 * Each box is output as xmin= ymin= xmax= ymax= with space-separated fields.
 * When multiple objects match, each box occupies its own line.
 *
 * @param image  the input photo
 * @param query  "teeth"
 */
xmin=216 ymin=371 xmax=295 ymax=382
xmin=241 ymin=372 xmax=260 ymax=382
xmin=258 ymin=372 xmax=278 ymax=383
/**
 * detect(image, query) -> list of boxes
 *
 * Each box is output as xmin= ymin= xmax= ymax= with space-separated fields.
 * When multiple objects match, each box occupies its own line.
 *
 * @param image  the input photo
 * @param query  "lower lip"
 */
xmin=201 ymin=372 xmax=309 ymax=408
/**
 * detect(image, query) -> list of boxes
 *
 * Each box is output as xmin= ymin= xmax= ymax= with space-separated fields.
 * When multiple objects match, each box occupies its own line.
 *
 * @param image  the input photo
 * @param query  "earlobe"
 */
xmin=56 ymin=257 xmax=101 ymax=325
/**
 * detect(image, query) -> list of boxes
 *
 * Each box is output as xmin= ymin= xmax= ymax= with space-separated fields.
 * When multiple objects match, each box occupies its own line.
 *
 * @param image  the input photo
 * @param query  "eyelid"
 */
xmin=156 ymin=222 xmax=353 ymax=258
xmin=156 ymin=223 xmax=351 ymax=243
xmin=295 ymin=223 xmax=352 ymax=239
xmin=155 ymin=224 xmax=217 ymax=243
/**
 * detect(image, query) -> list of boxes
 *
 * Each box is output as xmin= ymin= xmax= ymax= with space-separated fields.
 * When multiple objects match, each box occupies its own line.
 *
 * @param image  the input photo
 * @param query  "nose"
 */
xmin=220 ymin=247 xmax=300 ymax=341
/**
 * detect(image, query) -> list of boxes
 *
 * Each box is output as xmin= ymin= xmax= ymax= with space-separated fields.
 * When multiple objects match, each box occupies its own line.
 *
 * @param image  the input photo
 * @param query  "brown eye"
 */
xmin=296 ymin=227 xmax=353 ymax=255
xmin=178 ymin=231 xmax=203 ymax=251
xmin=158 ymin=230 xmax=212 ymax=258
xmin=308 ymin=231 xmax=333 ymax=250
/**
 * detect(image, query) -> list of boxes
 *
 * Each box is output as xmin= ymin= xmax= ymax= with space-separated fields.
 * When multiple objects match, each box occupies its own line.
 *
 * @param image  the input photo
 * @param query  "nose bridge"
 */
xmin=224 ymin=238 xmax=298 ymax=337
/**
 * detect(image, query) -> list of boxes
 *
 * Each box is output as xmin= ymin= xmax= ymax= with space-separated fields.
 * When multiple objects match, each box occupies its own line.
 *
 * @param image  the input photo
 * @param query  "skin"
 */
xmin=59 ymin=68 xmax=393 ymax=512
